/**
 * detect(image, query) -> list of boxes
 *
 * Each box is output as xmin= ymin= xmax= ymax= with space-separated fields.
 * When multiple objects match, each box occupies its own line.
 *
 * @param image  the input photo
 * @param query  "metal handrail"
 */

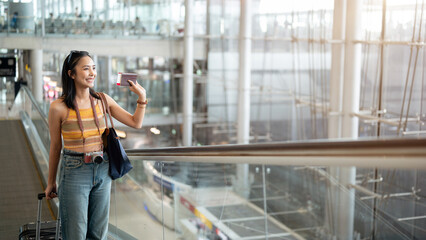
xmin=126 ymin=138 xmax=426 ymax=169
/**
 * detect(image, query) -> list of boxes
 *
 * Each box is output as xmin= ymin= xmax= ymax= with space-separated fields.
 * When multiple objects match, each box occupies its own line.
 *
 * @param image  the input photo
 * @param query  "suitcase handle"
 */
xmin=39 ymin=192 xmax=57 ymax=200
xmin=36 ymin=193 xmax=60 ymax=240
xmin=38 ymin=193 xmax=46 ymax=200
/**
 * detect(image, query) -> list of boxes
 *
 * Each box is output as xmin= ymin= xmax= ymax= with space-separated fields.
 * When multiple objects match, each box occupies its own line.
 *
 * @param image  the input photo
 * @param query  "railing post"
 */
xmin=236 ymin=0 xmax=252 ymax=199
xmin=183 ymin=0 xmax=194 ymax=146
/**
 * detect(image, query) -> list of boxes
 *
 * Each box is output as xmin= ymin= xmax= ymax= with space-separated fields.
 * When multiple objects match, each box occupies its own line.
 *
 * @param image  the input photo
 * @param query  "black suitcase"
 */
xmin=19 ymin=193 xmax=61 ymax=240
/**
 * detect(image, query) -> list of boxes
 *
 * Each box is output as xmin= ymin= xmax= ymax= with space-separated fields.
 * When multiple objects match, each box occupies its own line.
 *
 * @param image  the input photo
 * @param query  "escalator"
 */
xmin=0 ymin=120 xmax=52 ymax=239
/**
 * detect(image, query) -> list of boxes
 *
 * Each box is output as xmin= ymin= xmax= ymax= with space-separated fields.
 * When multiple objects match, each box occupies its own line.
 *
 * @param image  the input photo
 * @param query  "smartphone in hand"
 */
xmin=117 ymin=73 xmax=137 ymax=86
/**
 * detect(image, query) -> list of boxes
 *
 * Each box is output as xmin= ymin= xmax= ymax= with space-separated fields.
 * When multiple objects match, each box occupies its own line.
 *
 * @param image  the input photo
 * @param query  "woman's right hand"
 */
xmin=45 ymin=183 xmax=57 ymax=200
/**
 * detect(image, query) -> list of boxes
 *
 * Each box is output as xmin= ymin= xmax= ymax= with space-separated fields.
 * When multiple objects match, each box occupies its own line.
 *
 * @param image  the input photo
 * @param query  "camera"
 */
xmin=85 ymin=152 xmax=104 ymax=164
xmin=92 ymin=152 xmax=104 ymax=164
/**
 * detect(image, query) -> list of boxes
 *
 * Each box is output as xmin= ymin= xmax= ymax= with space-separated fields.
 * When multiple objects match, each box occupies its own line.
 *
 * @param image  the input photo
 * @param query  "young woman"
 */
xmin=44 ymin=50 xmax=146 ymax=239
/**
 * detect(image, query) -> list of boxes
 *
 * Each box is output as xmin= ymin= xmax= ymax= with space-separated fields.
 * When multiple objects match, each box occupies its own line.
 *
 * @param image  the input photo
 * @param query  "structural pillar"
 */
xmin=183 ymin=0 xmax=194 ymax=146
xmin=338 ymin=0 xmax=363 ymax=239
xmin=104 ymin=0 xmax=109 ymax=20
xmin=106 ymin=55 xmax=112 ymax=94
xmin=329 ymin=0 xmax=346 ymax=140
xmin=327 ymin=0 xmax=346 ymax=236
xmin=41 ymin=0 xmax=46 ymax=36
xmin=30 ymin=49 xmax=43 ymax=103
xmin=80 ymin=0 xmax=84 ymax=16
xmin=236 ymin=0 xmax=252 ymax=199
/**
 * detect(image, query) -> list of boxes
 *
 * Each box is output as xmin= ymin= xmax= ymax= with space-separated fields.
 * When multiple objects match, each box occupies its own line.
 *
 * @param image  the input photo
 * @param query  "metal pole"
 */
xmin=236 ymin=0 xmax=252 ymax=199
xmin=337 ymin=0 xmax=363 ymax=239
xmin=183 ymin=0 xmax=194 ymax=146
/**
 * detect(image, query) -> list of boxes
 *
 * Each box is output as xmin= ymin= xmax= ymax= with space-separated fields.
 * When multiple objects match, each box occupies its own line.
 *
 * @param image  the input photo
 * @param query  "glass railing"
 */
xmin=10 ymin=86 xmax=426 ymax=239
xmin=0 ymin=14 xmax=183 ymax=39
xmin=119 ymin=140 xmax=426 ymax=239
xmin=10 ymin=86 xmax=50 ymax=182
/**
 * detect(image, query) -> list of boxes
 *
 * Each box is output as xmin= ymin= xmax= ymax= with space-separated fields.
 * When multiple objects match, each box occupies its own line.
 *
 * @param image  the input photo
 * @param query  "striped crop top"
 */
xmin=61 ymin=102 xmax=106 ymax=150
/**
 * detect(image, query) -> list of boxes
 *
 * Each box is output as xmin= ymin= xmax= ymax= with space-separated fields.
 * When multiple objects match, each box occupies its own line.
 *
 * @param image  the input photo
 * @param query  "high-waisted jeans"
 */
xmin=58 ymin=148 xmax=111 ymax=240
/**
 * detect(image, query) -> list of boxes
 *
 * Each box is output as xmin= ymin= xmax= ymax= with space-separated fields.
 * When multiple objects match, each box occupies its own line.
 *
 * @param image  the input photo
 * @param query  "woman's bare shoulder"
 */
xmin=49 ymin=98 xmax=68 ymax=118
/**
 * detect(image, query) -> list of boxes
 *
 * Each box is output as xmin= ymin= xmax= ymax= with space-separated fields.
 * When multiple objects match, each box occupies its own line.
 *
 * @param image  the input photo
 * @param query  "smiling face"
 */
xmin=68 ymin=56 xmax=96 ymax=89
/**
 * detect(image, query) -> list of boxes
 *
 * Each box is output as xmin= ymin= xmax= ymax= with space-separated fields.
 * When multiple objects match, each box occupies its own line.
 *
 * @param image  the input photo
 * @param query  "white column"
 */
xmin=328 ymin=0 xmax=346 ymax=139
xmin=104 ymin=0 xmax=109 ymax=20
xmin=91 ymin=0 xmax=96 ymax=21
xmin=342 ymin=0 xmax=362 ymax=139
xmin=71 ymin=0 xmax=75 ymax=16
xmin=64 ymin=0 xmax=68 ymax=15
xmin=41 ymin=0 xmax=46 ymax=36
xmin=236 ymin=0 xmax=252 ymax=199
xmin=127 ymin=0 xmax=131 ymax=22
xmin=106 ymin=55 xmax=112 ymax=94
xmin=183 ymin=0 xmax=194 ymax=146
xmin=327 ymin=0 xmax=346 ymax=236
xmin=30 ymin=49 xmax=43 ymax=103
xmin=237 ymin=0 xmax=252 ymax=145
xmin=337 ymin=0 xmax=362 ymax=239
xmin=57 ymin=0 xmax=60 ymax=16
xmin=80 ymin=0 xmax=84 ymax=16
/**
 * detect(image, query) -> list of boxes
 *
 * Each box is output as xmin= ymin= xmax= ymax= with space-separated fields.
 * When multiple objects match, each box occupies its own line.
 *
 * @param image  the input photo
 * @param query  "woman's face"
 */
xmin=69 ymin=56 xmax=96 ymax=89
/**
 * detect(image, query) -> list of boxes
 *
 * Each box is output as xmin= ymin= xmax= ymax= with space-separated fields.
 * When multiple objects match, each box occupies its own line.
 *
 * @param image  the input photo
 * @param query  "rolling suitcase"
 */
xmin=19 ymin=193 xmax=61 ymax=240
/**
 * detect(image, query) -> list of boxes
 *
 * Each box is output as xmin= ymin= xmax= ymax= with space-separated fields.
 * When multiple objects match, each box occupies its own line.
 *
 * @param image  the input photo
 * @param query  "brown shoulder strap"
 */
xmin=90 ymin=95 xmax=100 ymax=134
xmin=98 ymin=93 xmax=109 ymax=129
xmin=99 ymin=92 xmax=115 ymax=129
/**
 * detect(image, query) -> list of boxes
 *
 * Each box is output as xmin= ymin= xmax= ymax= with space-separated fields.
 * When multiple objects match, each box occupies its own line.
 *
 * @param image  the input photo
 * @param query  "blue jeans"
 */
xmin=58 ymin=149 xmax=111 ymax=240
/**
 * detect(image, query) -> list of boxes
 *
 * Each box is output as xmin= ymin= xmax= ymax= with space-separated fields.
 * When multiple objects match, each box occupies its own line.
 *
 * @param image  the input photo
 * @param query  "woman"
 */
xmin=44 ymin=50 xmax=146 ymax=239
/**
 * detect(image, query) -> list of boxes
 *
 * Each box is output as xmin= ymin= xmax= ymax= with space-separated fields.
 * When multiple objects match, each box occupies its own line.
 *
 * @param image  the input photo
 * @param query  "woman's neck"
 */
xmin=74 ymin=88 xmax=91 ymax=105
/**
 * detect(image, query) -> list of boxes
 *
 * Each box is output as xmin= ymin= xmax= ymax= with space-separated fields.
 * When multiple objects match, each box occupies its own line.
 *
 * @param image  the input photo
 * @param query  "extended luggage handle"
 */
xmin=38 ymin=193 xmax=46 ymax=200
xmin=37 ymin=193 xmax=60 ymax=240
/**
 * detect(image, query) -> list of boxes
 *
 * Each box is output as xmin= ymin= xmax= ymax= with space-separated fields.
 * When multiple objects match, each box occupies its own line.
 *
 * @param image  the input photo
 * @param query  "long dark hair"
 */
xmin=61 ymin=50 xmax=100 ymax=110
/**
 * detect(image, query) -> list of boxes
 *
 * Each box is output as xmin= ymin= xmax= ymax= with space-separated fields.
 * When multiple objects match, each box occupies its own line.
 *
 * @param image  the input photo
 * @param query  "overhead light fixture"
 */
xmin=150 ymin=127 xmax=160 ymax=135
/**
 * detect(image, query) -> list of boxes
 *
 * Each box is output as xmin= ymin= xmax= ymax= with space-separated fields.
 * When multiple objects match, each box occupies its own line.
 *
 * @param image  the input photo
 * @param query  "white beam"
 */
xmin=0 ymin=36 xmax=206 ymax=59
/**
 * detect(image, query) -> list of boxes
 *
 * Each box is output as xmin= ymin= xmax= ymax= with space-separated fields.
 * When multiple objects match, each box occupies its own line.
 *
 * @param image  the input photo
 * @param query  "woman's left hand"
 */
xmin=128 ymin=80 xmax=147 ymax=100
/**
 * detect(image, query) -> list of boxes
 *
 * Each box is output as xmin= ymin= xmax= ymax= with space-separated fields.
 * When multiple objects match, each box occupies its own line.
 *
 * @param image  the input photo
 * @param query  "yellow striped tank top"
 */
xmin=61 ymin=102 xmax=106 ymax=149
